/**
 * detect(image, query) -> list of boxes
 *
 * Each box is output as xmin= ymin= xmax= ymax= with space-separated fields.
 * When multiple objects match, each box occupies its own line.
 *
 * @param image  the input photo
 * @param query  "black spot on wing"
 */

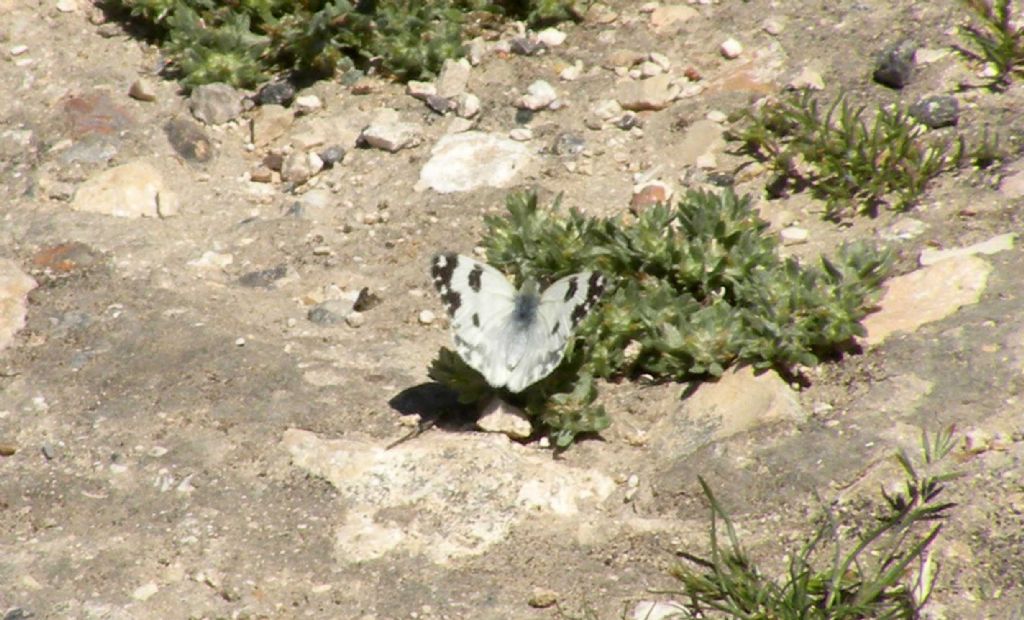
xmin=563 ymin=276 xmax=578 ymax=302
xmin=472 ymin=313 xmax=480 ymax=327
xmin=430 ymin=252 xmax=462 ymax=315
xmin=468 ymin=264 xmax=483 ymax=292
xmin=550 ymin=320 xmax=560 ymax=335
xmin=570 ymin=272 xmax=607 ymax=327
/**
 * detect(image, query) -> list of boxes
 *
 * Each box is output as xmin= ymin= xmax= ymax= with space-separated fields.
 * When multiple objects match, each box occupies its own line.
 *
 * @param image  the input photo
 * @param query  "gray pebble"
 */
xmin=909 ymin=95 xmax=959 ymax=129
xmin=41 ymin=443 xmax=56 ymax=460
xmin=257 ymin=79 xmax=296 ymax=106
xmin=164 ymin=117 xmax=215 ymax=162
xmin=873 ymin=39 xmax=917 ymax=89
xmin=510 ymin=37 xmax=544 ymax=56
xmin=308 ymin=300 xmax=355 ymax=325
xmin=237 ymin=264 xmax=288 ymax=288
xmin=552 ymin=132 xmax=585 ymax=157
xmin=319 ymin=145 xmax=346 ymax=168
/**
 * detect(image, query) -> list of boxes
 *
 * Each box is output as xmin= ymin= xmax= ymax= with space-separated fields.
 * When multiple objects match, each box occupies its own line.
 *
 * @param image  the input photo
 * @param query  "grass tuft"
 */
xmin=954 ymin=0 xmax=1024 ymax=90
xmin=728 ymin=91 xmax=963 ymax=219
xmin=667 ymin=427 xmax=960 ymax=619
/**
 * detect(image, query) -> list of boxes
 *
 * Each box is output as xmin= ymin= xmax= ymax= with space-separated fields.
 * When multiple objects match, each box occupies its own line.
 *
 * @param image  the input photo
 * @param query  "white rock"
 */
xmin=517 ymin=80 xmax=558 ymax=111
xmin=695 ymin=153 xmax=718 ymax=169
xmin=294 ymin=94 xmax=323 ymax=113
xmin=406 ymin=80 xmax=437 ymax=100
xmin=788 ymin=67 xmax=825 ymax=91
xmin=780 ymin=226 xmax=809 ymax=245
xmin=436 ymin=58 xmax=472 ymax=98
xmin=559 ymin=60 xmax=584 ymax=81
xmin=454 ymin=93 xmax=480 ymax=119
xmin=509 ymin=127 xmax=533 ymax=141
xmin=71 ymin=161 xmax=175 ymax=218
xmin=418 ymin=309 xmax=436 ymax=325
xmin=639 ymin=61 xmax=663 ymax=77
xmin=132 ymin=582 xmax=159 ymax=601
xmin=467 ymin=37 xmax=488 ymax=66
xmin=345 ymin=311 xmax=365 ymax=328
xmin=477 ymin=397 xmax=533 ymax=439
xmin=535 ymin=28 xmax=566 ymax=47
xmin=706 ymin=110 xmax=728 ymax=123
xmin=9 ymin=45 xmax=28 ymax=56
xmin=281 ymin=150 xmax=323 ymax=184
xmin=720 ymin=37 xmax=744 ymax=59
xmin=649 ymin=52 xmax=671 ymax=71
xmin=0 ymin=259 xmax=37 ymax=353
xmin=56 ymin=0 xmax=77 ymax=11
xmin=616 ymin=74 xmax=677 ymax=111
xmin=632 ymin=601 xmax=687 ymax=620
xmin=762 ymin=17 xmax=785 ymax=35
xmin=418 ymin=131 xmax=533 ymax=193
xmin=919 ymin=233 xmax=1015 ymax=266
xmin=589 ymin=100 xmax=622 ymax=123
xmin=188 ymin=251 xmax=233 ymax=270
xmin=360 ymin=114 xmax=423 ymax=153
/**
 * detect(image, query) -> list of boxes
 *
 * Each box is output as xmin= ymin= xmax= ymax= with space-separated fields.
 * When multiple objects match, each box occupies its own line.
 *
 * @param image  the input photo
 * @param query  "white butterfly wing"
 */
xmin=430 ymin=253 xmax=518 ymax=386
xmin=503 ymin=271 xmax=606 ymax=393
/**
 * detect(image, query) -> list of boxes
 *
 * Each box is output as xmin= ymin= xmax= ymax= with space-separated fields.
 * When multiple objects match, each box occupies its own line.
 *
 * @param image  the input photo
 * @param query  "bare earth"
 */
xmin=2 ymin=1 xmax=1024 ymax=618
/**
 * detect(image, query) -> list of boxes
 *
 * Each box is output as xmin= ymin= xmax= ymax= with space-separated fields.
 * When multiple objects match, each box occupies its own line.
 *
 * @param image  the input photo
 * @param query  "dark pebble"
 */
xmin=873 ymin=39 xmax=917 ymax=89
xmin=425 ymin=94 xmax=452 ymax=114
xmin=41 ymin=443 xmax=56 ymax=460
xmin=616 ymin=112 xmax=643 ymax=130
xmin=514 ymin=109 xmax=535 ymax=125
xmin=257 ymin=79 xmax=296 ymax=107
xmin=353 ymin=287 xmax=382 ymax=312
xmin=510 ymin=37 xmax=544 ymax=56
xmin=308 ymin=300 xmax=354 ymax=325
xmin=319 ymin=145 xmax=346 ymax=168
xmin=263 ymin=152 xmax=285 ymax=171
xmin=909 ymin=95 xmax=959 ymax=128
xmin=552 ymin=132 xmax=585 ymax=157
xmin=4 ymin=608 xmax=33 ymax=620
xmin=164 ymin=117 xmax=215 ymax=162
xmin=238 ymin=264 xmax=288 ymax=288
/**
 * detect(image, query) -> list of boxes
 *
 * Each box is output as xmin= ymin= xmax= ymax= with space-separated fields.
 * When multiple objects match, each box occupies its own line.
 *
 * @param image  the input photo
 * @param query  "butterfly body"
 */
xmin=430 ymin=253 xmax=605 ymax=393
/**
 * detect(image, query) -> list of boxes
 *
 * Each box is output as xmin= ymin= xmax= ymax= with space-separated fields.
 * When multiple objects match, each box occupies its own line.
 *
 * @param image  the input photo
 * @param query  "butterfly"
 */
xmin=430 ymin=252 xmax=606 ymax=393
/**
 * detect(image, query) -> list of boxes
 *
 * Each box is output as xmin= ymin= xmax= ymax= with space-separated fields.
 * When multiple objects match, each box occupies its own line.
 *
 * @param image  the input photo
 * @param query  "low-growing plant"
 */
xmin=666 ymin=426 xmax=960 ymax=619
xmin=728 ymin=91 xmax=963 ymax=219
xmin=104 ymin=0 xmax=583 ymax=89
xmin=429 ymin=190 xmax=893 ymax=446
xmin=955 ymin=0 xmax=1024 ymax=90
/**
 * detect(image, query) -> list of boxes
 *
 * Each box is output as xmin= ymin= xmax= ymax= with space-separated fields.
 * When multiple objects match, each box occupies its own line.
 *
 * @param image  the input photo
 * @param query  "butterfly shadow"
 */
xmin=387 ymin=382 xmax=479 ymax=434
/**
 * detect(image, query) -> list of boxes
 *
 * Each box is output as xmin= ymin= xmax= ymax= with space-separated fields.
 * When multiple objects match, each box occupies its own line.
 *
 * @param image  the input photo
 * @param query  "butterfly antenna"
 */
xmin=385 ymin=418 xmax=437 ymax=450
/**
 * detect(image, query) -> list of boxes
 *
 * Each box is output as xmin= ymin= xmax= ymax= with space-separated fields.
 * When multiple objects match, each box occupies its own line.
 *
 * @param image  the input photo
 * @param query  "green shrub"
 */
xmin=429 ymin=190 xmax=893 ymax=446
xmin=105 ymin=0 xmax=582 ymax=89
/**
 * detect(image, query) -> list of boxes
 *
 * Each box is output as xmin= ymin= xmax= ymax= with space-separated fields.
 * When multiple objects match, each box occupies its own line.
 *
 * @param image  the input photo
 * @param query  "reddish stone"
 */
xmin=31 ymin=242 xmax=100 ymax=273
xmin=62 ymin=91 xmax=133 ymax=139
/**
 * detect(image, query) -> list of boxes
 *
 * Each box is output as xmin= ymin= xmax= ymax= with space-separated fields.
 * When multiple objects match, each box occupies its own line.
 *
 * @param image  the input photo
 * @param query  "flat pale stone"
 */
xmin=281 ymin=429 xmax=614 ymax=564
xmin=647 ymin=366 xmax=805 ymax=458
xmin=71 ymin=160 xmax=174 ymax=218
xmin=919 ymin=232 xmax=1015 ymax=266
xmin=0 ymin=259 xmax=37 ymax=352
xmin=863 ymin=255 xmax=992 ymax=345
xmin=649 ymin=5 xmax=698 ymax=33
xmin=616 ymin=74 xmax=677 ymax=111
xmin=418 ymin=131 xmax=533 ymax=193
